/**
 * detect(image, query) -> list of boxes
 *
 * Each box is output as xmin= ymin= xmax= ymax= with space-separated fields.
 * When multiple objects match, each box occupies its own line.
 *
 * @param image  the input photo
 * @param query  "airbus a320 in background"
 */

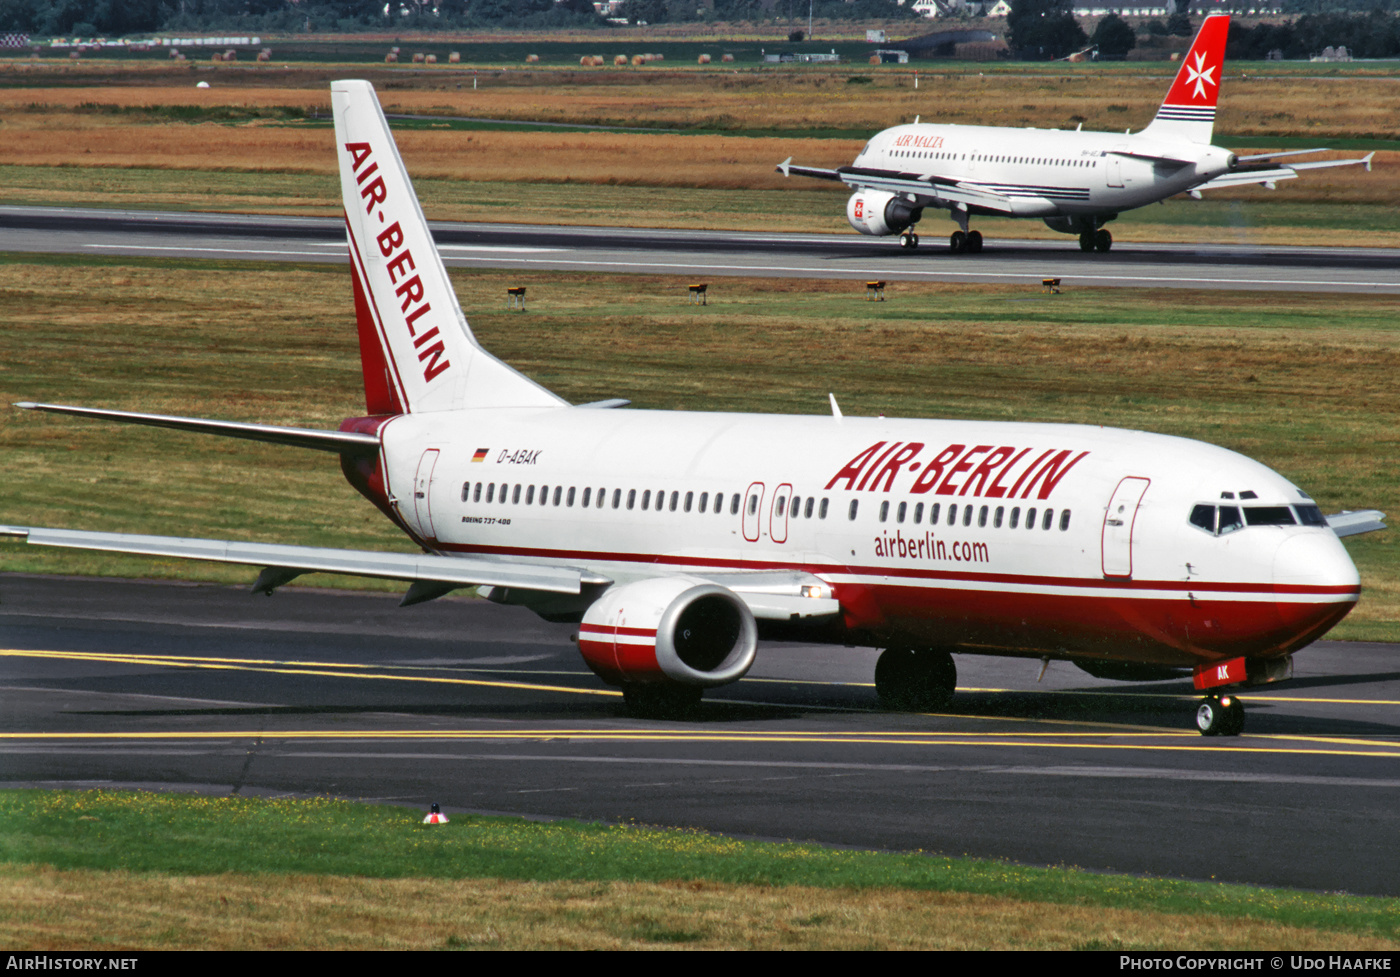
xmin=5 ymin=80 xmax=1385 ymax=737
xmin=778 ymin=15 xmax=1374 ymax=253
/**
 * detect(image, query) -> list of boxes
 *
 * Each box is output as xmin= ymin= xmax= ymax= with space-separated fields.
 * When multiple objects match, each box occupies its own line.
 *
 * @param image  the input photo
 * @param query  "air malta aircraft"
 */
xmin=778 ymin=15 xmax=1374 ymax=253
xmin=6 ymin=81 xmax=1386 ymax=736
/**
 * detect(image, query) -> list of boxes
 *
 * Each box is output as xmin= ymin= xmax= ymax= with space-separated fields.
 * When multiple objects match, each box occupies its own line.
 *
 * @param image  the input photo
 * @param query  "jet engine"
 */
xmin=576 ymin=576 xmax=758 ymax=687
xmin=847 ymin=190 xmax=922 ymax=237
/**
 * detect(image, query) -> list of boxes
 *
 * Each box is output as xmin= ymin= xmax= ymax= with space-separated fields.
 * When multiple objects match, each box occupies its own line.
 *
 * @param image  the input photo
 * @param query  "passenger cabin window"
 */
xmin=848 ymin=499 xmax=859 ymax=520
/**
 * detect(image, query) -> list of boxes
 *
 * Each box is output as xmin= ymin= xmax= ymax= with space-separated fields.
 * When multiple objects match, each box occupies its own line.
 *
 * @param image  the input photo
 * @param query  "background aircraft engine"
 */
xmin=576 ymin=576 xmax=758 ymax=688
xmin=846 ymin=190 xmax=922 ymax=237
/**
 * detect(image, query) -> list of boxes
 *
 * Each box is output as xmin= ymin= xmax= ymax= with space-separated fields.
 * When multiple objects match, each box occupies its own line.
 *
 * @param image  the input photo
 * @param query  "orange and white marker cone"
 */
xmin=422 ymin=803 xmax=449 ymax=824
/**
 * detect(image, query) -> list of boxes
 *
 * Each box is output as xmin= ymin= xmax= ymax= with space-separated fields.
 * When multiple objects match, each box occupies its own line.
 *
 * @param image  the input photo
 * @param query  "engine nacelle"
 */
xmin=577 ymin=576 xmax=758 ymax=688
xmin=847 ymin=190 xmax=922 ymax=237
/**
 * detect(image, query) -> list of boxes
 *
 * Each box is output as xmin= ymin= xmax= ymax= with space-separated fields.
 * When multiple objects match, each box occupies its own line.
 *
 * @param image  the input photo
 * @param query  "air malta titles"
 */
xmin=892 ymin=134 xmax=947 ymax=150
xmin=827 ymin=441 xmax=1088 ymax=499
xmin=344 ymin=141 xmax=451 ymax=384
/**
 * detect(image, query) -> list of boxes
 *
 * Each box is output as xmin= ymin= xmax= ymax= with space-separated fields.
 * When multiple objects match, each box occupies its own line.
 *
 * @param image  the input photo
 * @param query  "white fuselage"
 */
xmin=855 ymin=122 xmax=1233 ymax=220
xmin=368 ymin=406 xmax=1358 ymax=668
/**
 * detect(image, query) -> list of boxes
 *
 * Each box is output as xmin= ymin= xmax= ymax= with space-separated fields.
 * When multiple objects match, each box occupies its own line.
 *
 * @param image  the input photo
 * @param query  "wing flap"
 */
xmin=2 ymin=526 xmax=609 ymax=594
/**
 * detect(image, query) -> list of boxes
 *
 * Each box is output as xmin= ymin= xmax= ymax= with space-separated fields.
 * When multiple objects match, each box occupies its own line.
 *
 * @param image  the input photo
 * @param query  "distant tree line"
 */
xmin=1228 ymin=11 xmax=1400 ymax=59
xmin=0 ymin=0 xmax=919 ymax=34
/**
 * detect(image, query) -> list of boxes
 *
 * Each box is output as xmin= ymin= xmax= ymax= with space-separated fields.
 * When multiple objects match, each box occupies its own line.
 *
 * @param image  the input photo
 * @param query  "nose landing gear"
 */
xmin=900 ymin=231 xmax=919 ymax=249
xmin=1195 ymin=694 xmax=1245 ymax=736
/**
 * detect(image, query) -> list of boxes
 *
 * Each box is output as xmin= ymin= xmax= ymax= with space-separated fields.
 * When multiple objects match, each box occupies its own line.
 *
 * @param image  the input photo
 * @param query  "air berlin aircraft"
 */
xmin=778 ymin=15 xmax=1374 ymax=253
xmin=6 ymin=81 xmax=1386 ymax=736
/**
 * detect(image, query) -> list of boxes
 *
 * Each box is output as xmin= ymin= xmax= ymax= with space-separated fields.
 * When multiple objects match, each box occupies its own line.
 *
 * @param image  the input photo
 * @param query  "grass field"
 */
xmin=4 ymin=790 xmax=1398 ymax=949
xmin=2 ymin=255 xmax=1396 ymax=639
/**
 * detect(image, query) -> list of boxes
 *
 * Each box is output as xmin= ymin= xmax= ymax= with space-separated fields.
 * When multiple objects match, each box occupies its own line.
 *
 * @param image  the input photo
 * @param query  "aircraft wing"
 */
xmin=1192 ymin=152 xmax=1374 ymax=193
xmin=697 ymin=570 xmax=842 ymax=621
xmin=1326 ymin=510 xmax=1387 ymax=538
xmin=777 ymin=158 xmax=1013 ymax=212
xmin=0 ymin=526 xmax=612 ymax=599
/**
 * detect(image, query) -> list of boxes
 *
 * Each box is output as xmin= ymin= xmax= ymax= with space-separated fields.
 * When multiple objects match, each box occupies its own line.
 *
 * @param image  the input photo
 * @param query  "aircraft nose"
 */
xmin=1272 ymin=531 xmax=1361 ymax=637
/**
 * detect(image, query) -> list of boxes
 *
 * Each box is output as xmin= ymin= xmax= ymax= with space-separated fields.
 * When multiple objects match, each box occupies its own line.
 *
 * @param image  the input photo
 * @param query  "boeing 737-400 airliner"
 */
xmin=5 ymin=80 xmax=1386 ymax=735
xmin=778 ymin=15 xmax=1373 ymax=253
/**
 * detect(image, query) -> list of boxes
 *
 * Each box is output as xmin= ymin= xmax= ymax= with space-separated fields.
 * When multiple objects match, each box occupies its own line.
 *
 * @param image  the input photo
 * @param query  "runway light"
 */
xmin=422 ymin=802 xmax=449 ymax=825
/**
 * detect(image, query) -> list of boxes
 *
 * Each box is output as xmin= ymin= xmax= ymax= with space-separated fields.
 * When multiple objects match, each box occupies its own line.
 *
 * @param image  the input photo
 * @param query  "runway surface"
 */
xmin=3 ymin=573 xmax=1399 ymax=895
xmin=5 ymin=204 xmax=1400 ymax=293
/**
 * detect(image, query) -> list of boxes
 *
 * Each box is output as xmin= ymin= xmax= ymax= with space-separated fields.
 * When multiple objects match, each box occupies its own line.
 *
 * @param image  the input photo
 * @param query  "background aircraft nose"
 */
xmin=1272 ymin=531 xmax=1361 ymax=638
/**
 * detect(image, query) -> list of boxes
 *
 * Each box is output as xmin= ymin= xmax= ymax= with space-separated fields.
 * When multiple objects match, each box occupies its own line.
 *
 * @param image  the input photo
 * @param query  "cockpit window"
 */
xmin=1190 ymin=504 xmax=1215 ymax=533
xmin=1295 ymin=504 xmax=1327 ymax=527
xmin=1217 ymin=506 xmax=1243 ymax=535
xmin=1244 ymin=506 xmax=1296 ymax=527
xmin=1186 ymin=504 xmax=1246 ymax=536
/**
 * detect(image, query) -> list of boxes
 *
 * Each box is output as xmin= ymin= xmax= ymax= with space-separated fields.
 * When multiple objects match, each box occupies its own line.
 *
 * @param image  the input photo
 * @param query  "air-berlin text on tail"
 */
xmin=344 ymin=141 xmax=451 ymax=384
xmin=825 ymin=440 xmax=1089 ymax=500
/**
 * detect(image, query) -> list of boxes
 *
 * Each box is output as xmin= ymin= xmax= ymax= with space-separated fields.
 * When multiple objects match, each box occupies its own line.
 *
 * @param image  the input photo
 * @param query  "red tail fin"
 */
xmin=1141 ymin=14 xmax=1230 ymax=144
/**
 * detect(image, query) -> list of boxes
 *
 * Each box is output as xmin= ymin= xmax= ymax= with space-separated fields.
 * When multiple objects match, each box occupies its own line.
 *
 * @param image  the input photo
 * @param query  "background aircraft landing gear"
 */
xmin=1195 ymin=694 xmax=1245 ymax=736
xmin=900 ymin=231 xmax=919 ymax=249
xmin=1078 ymin=229 xmax=1113 ymax=253
xmin=875 ymin=647 xmax=957 ymax=711
xmin=949 ymin=230 xmax=982 ymax=254
xmin=622 ymin=684 xmax=703 ymax=719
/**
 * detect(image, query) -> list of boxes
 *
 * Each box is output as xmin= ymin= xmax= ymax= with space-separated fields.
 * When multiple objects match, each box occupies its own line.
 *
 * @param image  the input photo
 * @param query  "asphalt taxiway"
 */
xmin=3 ymin=573 xmax=1399 ymax=896
xmin=4 ymin=204 xmax=1400 ymax=293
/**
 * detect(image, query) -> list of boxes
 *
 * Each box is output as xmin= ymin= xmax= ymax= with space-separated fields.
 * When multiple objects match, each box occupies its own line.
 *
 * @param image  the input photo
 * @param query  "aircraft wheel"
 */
xmin=1094 ymin=229 xmax=1113 ymax=253
xmin=1195 ymin=694 xmax=1244 ymax=737
xmin=1079 ymin=232 xmax=1094 ymax=252
xmin=967 ymin=230 xmax=983 ymax=253
xmin=875 ymin=647 xmax=957 ymax=711
xmin=622 ymin=684 xmax=703 ymax=719
xmin=900 ymin=232 xmax=919 ymax=250
xmin=949 ymin=231 xmax=967 ymax=254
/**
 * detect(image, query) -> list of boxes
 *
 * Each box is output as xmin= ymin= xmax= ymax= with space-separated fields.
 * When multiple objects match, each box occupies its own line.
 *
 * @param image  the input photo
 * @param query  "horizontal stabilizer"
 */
xmin=1193 ymin=153 xmax=1373 ymax=193
xmin=1326 ymin=510 xmax=1387 ymax=538
xmin=2 ymin=526 xmax=612 ymax=594
xmin=15 ymin=402 xmax=380 ymax=455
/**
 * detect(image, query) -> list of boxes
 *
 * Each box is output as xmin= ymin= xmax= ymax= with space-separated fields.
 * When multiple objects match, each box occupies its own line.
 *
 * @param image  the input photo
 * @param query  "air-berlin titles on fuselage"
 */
xmin=345 ymin=140 xmax=451 ymax=384
xmin=826 ymin=440 xmax=1089 ymax=499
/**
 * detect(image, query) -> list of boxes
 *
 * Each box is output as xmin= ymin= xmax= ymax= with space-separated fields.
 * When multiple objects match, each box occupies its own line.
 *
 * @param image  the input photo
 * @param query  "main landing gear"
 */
xmin=874 ymin=647 xmax=957 ymax=711
xmin=1078 ymin=229 xmax=1113 ymax=253
xmin=1195 ymin=693 xmax=1245 ymax=737
xmin=949 ymin=230 xmax=983 ymax=254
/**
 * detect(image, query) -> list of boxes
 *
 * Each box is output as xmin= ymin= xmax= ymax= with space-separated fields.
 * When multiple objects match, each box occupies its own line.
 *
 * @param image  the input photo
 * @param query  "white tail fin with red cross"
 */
xmin=330 ymin=80 xmax=565 ymax=415
xmin=1139 ymin=15 xmax=1230 ymax=145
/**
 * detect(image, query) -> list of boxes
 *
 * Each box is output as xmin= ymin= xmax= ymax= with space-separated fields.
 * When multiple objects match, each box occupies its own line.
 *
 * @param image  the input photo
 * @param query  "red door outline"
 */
xmin=769 ymin=483 xmax=793 ymax=544
xmin=742 ymin=481 xmax=765 ymax=542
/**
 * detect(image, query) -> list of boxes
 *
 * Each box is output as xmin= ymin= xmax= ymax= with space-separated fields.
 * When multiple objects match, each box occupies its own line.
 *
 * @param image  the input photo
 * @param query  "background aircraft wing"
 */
xmin=1 ymin=526 xmax=612 ymax=601
xmin=836 ymin=167 xmax=1014 ymax=211
xmin=777 ymin=158 xmax=1013 ymax=212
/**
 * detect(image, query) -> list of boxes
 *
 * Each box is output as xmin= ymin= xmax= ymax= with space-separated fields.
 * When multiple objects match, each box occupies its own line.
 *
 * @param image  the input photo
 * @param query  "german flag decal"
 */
xmin=471 ymin=448 xmax=489 ymax=463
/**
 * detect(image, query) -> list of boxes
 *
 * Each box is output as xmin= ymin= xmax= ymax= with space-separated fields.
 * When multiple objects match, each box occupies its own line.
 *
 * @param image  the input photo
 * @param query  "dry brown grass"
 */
xmin=5 ymin=864 xmax=1395 ymax=950
xmin=0 ymin=91 xmax=1391 ymax=203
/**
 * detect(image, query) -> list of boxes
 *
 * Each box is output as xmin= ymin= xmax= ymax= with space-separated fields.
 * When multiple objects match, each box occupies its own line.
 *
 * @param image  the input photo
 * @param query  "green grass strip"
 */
xmin=3 ymin=789 xmax=1397 ymax=939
